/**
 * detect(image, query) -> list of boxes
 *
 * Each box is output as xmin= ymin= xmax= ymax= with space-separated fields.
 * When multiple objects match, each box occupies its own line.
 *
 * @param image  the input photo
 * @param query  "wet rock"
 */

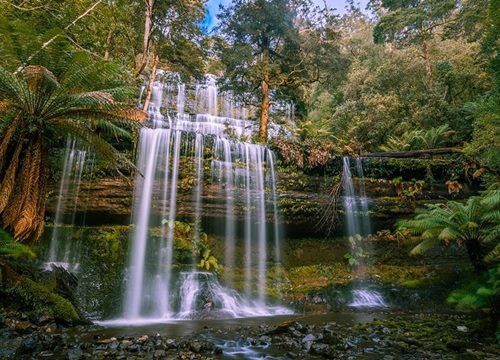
xmin=310 ymin=343 xmax=331 ymax=356
xmin=8 ymin=319 xmax=33 ymax=333
xmin=165 ymin=338 xmax=177 ymax=348
xmin=67 ymin=347 xmax=83 ymax=360
xmin=302 ymin=334 xmax=316 ymax=351
xmin=190 ymin=340 xmax=202 ymax=352
xmin=259 ymin=335 xmax=272 ymax=344
xmin=16 ymin=335 xmax=37 ymax=354
xmin=154 ymin=349 xmax=166 ymax=358
xmin=97 ymin=337 xmax=117 ymax=344
xmin=447 ymin=340 xmax=467 ymax=352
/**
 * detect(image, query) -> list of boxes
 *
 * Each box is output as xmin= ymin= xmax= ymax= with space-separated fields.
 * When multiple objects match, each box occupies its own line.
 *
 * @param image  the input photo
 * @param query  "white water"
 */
xmin=117 ymin=75 xmax=292 ymax=322
xmin=343 ymin=157 xmax=387 ymax=308
xmin=349 ymin=289 xmax=387 ymax=308
xmin=44 ymin=138 xmax=92 ymax=272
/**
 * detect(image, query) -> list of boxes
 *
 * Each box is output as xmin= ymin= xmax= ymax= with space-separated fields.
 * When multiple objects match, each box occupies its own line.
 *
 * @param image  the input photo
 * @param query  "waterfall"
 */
xmin=45 ymin=138 xmax=92 ymax=272
xmin=342 ymin=157 xmax=371 ymax=238
xmin=342 ymin=157 xmax=387 ymax=308
xmin=116 ymin=75 xmax=291 ymax=323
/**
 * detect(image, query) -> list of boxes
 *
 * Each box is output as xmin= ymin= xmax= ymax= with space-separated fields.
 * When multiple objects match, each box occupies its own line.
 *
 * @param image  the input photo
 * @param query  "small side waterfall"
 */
xmin=45 ymin=138 xmax=93 ymax=272
xmin=115 ymin=74 xmax=291 ymax=323
xmin=342 ymin=156 xmax=387 ymax=308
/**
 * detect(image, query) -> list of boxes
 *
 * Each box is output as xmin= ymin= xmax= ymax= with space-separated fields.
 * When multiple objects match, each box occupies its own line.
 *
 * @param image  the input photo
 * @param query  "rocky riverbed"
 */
xmin=1 ymin=307 xmax=498 ymax=359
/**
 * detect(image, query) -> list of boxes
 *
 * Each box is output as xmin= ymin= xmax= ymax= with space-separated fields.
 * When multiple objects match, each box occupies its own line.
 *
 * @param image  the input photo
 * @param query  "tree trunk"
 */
xmin=142 ymin=54 xmax=158 ymax=112
xmin=134 ymin=0 xmax=154 ymax=78
xmin=104 ymin=29 xmax=113 ymax=59
xmin=421 ymin=40 xmax=433 ymax=85
xmin=465 ymin=237 xmax=486 ymax=273
xmin=259 ymin=38 xmax=270 ymax=142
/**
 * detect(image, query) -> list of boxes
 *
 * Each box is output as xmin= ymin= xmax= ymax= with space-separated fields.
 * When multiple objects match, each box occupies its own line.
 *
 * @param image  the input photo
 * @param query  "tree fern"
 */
xmin=0 ymin=33 xmax=147 ymax=242
xmin=398 ymin=190 xmax=500 ymax=272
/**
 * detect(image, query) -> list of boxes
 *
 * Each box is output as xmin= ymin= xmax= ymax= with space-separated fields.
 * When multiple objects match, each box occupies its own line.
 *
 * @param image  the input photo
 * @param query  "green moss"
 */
xmin=0 ymin=228 xmax=35 ymax=260
xmin=6 ymin=277 xmax=80 ymax=323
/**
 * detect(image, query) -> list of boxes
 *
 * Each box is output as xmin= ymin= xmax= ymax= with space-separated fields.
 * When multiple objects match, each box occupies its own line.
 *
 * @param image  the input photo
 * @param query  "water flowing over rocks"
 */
xmin=0 ymin=308 xmax=497 ymax=359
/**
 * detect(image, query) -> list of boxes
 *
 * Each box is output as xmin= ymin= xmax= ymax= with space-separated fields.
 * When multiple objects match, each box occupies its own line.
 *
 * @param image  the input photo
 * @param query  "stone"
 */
xmin=310 ymin=343 xmax=331 ymax=356
xmin=259 ymin=335 xmax=272 ymax=344
xmin=456 ymin=326 xmax=468 ymax=332
xmin=137 ymin=335 xmax=149 ymax=342
xmin=68 ymin=347 xmax=83 ymax=360
xmin=189 ymin=341 xmax=202 ymax=352
xmin=16 ymin=335 xmax=36 ymax=354
xmin=97 ymin=337 xmax=117 ymax=344
xmin=154 ymin=349 xmax=166 ymax=358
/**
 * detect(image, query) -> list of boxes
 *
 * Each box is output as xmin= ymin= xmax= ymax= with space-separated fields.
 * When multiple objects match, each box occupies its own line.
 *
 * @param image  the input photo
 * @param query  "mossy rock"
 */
xmin=5 ymin=277 xmax=80 ymax=324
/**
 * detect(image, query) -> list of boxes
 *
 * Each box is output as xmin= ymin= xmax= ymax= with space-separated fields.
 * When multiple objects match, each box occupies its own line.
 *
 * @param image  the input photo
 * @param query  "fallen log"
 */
xmin=360 ymin=147 xmax=461 ymax=158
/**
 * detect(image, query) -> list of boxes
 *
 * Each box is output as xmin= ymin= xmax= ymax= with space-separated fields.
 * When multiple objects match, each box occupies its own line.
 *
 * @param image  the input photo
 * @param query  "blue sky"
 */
xmin=202 ymin=0 xmax=370 ymax=32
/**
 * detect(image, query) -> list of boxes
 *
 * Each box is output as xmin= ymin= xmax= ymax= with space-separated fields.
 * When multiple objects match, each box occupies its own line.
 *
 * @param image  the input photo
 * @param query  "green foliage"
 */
xmin=463 ymin=0 xmax=500 ymax=174
xmin=398 ymin=189 xmax=500 ymax=271
xmin=372 ymin=0 xmax=457 ymax=46
xmin=197 ymin=247 xmax=221 ymax=272
xmin=0 ymin=228 xmax=35 ymax=260
xmin=344 ymin=235 xmax=367 ymax=271
xmin=5 ymin=277 xmax=80 ymax=323
xmin=380 ymin=125 xmax=454 ymax=152
xmin=447 ymin=265 xmax=499 ymax=311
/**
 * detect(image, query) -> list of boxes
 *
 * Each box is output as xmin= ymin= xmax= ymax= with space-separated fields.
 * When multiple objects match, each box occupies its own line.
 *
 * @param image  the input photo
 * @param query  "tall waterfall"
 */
xmin=119 ymin=75 xmax=290 ymax=322
xmin=342 ymin=157 xmax=371 ymax=238
xmin=45 ymin=138 xmax=93 ymax=272
xmin=342 ymin=157 xmax=387 ymax=308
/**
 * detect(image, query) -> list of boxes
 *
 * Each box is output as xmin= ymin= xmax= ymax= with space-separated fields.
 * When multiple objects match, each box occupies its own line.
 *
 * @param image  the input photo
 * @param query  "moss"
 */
xmin=6 ymin=277 xmax=80 ymax=323
xmin=0 ymin=228 xmax=35 ymax=260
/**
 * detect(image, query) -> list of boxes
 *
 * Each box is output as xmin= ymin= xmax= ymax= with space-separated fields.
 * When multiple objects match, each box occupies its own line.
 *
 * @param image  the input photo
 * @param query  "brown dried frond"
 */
xmin=0 ymin=121 xmax=18 ymax=174
xmin=14 ymin=141 xmax=42 ymax=241
xmin=0 ymin=141 xmax=23 ymax=214
xmin=0 ymin=100 xmax=11 ymax=112
xmin=22 ymin=65 xmax=57 ymax=89
xmin=79 ymin=91 xmax=114 ymax=103
xmin=32 ymin=159 xmax=48 ymax=243
xmin=112 ymin=108 xmax=149 ymax=123
xmin=2 ymin=146 xmax=31 ymax=228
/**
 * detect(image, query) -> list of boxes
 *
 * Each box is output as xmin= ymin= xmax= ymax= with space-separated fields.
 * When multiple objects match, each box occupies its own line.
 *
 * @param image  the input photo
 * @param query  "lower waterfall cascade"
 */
xmin=110 ymin=75 xmax=292 ymax=323
xmin=342 ymin=157 xmax=388 ymax=308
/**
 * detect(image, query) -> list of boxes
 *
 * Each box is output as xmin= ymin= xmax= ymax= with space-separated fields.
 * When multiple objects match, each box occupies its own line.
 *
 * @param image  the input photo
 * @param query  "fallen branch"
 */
xmin=360 ymin=147 xmax=461 ymax=159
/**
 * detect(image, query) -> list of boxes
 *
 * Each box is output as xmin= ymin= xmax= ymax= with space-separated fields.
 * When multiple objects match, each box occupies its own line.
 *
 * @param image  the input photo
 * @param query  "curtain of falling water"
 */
xmin=120 ymin=74 xmax=291 ymax=321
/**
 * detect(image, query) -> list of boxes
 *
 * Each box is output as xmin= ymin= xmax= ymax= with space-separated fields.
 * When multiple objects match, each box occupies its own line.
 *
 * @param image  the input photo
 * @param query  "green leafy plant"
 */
xmin=0 ymin=42 xmax=147 ymax=242
xmin=344 ymin=234 xmax=367 ymax=272
xmin=197 ymin=246 xmax=221 ymax=272
xmin=398 ymin=189 xmax=500 ymax=272
xmin=447 ymin=265 xmax=499 ymax=312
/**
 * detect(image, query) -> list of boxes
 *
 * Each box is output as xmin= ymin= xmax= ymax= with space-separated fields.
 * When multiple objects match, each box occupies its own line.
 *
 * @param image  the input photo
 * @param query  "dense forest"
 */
xmin=0 ymin=0 xmax=498 ymax=359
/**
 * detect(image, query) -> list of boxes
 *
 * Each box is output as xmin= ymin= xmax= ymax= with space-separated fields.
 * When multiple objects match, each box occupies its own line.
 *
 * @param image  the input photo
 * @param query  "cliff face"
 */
xmin=45 ymin=169 xmax=470 ymax=237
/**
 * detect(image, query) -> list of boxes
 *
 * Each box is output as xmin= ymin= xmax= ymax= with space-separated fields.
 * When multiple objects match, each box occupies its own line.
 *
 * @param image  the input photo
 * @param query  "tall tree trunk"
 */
xmin=142 ymin=54 xmax=159 ymax=111
xmin=421 ymin=40 xmax=433 ymax=86
xmin=103 ymin=29 xmax=113 ymax=59
xmin=259 ymin=38 xmax=270 ymax=142
xmin=134 ymin=0 xmax=154 ymax=78
xmin=465 ymin=237 xmax=486 ymax=273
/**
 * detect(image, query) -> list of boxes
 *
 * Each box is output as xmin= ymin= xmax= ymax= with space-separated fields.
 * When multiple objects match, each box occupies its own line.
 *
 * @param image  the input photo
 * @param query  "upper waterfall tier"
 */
xmin=143 ymin=74 xmax=294 ymax=140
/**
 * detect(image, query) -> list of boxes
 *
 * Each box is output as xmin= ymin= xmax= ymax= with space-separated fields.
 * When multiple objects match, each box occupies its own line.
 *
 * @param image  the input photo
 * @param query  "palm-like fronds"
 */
xmin=0 ymin=52 xmax=147 ymax=243
xmin=398 ymin=190 xmax=500 ymax=271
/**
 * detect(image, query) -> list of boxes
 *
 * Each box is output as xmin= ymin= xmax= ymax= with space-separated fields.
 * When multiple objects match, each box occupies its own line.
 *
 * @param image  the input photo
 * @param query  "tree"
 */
xmin=217 ymin=0 xmax=345 ymax=141
xmin=371 ymin=0 xmax=457 ymax=83
xmin=0 ymin=27 xmax=147 ymax=242
xmin=464 ymin=0 xmax=500 ymax=175
xmin=398 ymin=190 xmax=500 ymax=273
